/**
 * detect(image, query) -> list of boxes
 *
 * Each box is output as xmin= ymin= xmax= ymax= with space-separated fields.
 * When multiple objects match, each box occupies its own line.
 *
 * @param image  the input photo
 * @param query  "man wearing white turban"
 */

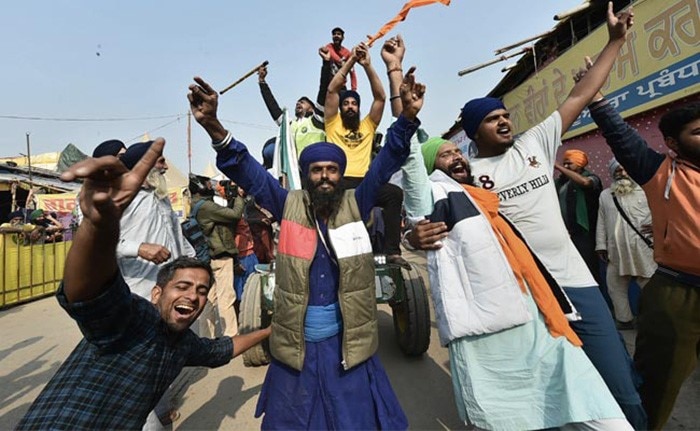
xmin=595 ymin=159 xmax=656 ymax=329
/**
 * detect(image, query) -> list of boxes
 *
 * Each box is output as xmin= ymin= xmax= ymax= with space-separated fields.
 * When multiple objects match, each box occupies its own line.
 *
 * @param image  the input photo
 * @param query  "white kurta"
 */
xmin=596 ymin=186 xmax=656 ymax=278
xmin=117 ymin=189 xmax=195 ymax=299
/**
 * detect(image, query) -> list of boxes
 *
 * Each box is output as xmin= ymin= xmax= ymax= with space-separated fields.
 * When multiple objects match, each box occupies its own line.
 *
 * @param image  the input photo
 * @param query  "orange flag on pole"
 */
xmin=366 ymin=0 xmax=450 ymax=47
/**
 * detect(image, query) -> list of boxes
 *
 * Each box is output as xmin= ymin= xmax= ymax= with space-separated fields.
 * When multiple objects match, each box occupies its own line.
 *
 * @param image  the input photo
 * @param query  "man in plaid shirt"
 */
xmin=17 ymin=138 xmax=270 ymax=430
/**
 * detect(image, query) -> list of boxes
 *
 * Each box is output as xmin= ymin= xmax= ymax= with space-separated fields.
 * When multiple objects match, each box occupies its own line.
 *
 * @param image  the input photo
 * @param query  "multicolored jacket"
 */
xmin=273 ymin=190 xmax=377 ymax=371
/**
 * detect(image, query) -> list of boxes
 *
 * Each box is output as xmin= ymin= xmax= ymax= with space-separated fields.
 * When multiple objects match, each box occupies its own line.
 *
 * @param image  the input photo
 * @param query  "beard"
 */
xmin=341 ymin=110 xmax=360 ymax=131
xmin=304 ymin=177 xmax=345 ymax=219
xmin=612 ymin=177 xmax=636 ymax=196
xmin=444 ymin=160 xmax=475 ymax=186
xmin=146 ymin=168 xmax=169 ymax=200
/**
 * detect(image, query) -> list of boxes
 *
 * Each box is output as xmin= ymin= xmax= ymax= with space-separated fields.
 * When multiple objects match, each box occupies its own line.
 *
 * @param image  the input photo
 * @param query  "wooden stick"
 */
xmin=457 ymin=47 xmax=529 ymax=77
xmin=219 ymin=61 xmax=269 ymax=95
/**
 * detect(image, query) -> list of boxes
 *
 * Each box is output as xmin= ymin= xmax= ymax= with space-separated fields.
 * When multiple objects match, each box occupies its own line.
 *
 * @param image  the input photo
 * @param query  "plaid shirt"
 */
xmin=17 ymin=274 xmax=233 ymax=430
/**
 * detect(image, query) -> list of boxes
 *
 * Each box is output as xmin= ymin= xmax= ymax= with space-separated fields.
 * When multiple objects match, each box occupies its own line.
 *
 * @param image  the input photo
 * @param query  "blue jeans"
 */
xmin=235 ymin=253 xmax=259 ymax=301
xmin=564 ymin=286 xmax=647 ymax=430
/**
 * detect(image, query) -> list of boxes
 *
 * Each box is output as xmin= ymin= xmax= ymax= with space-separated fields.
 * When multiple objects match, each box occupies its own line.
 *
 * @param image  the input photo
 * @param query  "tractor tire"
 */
xmin=239 ymin=273 xmax=271 ymax=367
xmin=391 ymin=263 xmax=431 ymax=356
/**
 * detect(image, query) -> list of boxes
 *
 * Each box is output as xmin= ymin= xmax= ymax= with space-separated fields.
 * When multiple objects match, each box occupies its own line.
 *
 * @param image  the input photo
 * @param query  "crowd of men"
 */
xmin=12 ymin=5 xmax=700 ymax=431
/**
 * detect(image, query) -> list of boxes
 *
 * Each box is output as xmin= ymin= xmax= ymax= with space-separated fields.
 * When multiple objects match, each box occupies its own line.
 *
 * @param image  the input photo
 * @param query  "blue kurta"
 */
xmin=215 ymin=116 xmax=418 ymax=430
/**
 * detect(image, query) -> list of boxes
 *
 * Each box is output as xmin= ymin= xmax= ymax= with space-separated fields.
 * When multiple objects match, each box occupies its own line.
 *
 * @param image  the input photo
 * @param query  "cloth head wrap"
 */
xmin=608 ymin=158 xmax=621 ymax=178
xmin=421 ymin=137 xmax=448 ymax=175
xmin=461 ymin=97 xmax=506 ymax=140
xmin=120 ymin=141 xmax=155 ymax=170
xmin=8 ymin=210 xmax=24 ymax=222
xmin=563 ymin=149 xmax=589 ymax=168
xmin=29 ymin=209 xmax=44 ymax=221
xmin=339 ymin=90 xmax=360 ymax=108
xmin=298 ymin=142 xmax=347 ymax=177
xmin=297 ymin=96 xmax=314 ymax=107
xmin=262 ymin=137 xmax=276 ymax=169
xmin=92 ymin=139 xmax=126 ymax=158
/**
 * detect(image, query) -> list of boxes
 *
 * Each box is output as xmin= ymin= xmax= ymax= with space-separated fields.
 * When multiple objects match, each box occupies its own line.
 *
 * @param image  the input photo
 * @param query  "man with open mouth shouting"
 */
xmin=17 ymin=138 xmax=270 ymax=431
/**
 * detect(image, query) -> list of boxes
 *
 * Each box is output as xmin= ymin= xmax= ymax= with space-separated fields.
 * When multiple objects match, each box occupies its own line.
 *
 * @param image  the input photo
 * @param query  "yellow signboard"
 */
xmin=36 ymin=187 xmax=188 ymax=220
xmin=502 ymin=0 xmax=700 ymax=139
xmin=36 ymin=193 xmax=78 ymax=214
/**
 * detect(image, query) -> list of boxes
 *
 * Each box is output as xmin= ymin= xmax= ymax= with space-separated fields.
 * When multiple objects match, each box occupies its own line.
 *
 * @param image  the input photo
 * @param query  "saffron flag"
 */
xmin=366 ymin=0 xmax=450 ymax=47
xmin=270 ymin=109 xmax=302 ymax=191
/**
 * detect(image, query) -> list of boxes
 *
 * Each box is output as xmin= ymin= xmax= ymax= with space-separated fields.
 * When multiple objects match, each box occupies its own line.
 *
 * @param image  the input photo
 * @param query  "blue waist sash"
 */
xmin=305 ymin=302 xmax=342 ymax=342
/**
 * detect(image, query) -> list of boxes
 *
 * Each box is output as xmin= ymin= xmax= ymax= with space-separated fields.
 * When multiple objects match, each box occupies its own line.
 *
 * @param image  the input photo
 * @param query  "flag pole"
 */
xmin=187 ymin=111 xmax=192 ymax=175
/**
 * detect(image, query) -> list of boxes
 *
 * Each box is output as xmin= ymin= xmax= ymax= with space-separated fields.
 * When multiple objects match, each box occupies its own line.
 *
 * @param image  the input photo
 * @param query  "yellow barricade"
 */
xmin=0 ymin=234 xmax=72 ymax=307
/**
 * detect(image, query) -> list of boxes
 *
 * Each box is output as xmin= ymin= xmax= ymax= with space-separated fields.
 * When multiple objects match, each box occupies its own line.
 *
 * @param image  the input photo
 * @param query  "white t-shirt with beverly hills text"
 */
xmin=468 ymin=111 xmax=597 ymax=288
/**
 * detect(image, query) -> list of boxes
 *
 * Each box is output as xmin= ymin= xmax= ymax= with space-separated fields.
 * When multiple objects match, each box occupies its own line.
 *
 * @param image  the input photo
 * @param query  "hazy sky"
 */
xmin=0 ymin=0 xmax=582 ymax=175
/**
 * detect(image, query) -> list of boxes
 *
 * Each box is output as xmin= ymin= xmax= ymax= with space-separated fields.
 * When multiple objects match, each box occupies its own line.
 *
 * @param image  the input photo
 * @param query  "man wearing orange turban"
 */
xmin=556 ymin=149 xmax=604 ymax=288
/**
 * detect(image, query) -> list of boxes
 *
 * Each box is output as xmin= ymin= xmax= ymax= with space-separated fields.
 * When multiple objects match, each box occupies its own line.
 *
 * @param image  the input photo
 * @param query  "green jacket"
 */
xmin=192 ymin=194 xmax=244 ymax=258
xmin=271 ymin=190 xmax=377 ymax=371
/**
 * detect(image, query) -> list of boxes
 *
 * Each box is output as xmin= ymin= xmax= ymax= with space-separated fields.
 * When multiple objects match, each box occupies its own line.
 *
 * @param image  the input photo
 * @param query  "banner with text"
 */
xmin=502 ymin=0 xmax=700 ymax=139
xmin=37 ymin=188 xmax=187 ymax=220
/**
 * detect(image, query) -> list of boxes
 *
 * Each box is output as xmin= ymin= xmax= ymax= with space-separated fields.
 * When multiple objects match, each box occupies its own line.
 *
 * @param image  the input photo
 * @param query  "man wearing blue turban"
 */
xmin=413 ymin=5 xmax=646 ymax=429
xmin=189 ymin=68 xmax=425 ymax=430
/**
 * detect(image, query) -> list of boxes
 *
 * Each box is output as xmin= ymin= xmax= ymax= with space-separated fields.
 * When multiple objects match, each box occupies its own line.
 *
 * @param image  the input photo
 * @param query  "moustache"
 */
xmin=448 ymin=160 xmax=468 ymax=172
xmin=315 ymin=178 xmax=337 ymax=189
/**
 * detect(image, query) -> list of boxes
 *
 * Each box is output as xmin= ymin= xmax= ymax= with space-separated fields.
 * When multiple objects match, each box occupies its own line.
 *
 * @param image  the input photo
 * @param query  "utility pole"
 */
xmin=187 ymin=111 xmax=192 ymax=175
xmin=25 ymin=132 xmax=33 ymax=185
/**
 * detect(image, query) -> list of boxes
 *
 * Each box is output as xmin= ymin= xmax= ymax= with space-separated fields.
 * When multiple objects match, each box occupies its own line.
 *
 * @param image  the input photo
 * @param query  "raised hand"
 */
xmin=572 ymin=56 xmax=594 ymax=83
xmin=188 ymin=77 xmax=220 ymax=126
xmin=61 ymin=138 xmax=164 ymax=228
xmin=354 ymin=42 xmax=371 ymax=67
xmin=318 ymin=46 xmax=331 ymax=62
xmin=399 ymin=66 xmax=425 ymax=120
xmin=572 ymin=56 xmax=605 ymax=103
xmin=188 ymin=76 xmax=228 ymax=142
xmin=381 ymin=35 xmax=405 ymax=67
xmin=606 ymin=1 xmax=634 ymax=42
xmin=257 ymin=65 xmax=268 ymax=83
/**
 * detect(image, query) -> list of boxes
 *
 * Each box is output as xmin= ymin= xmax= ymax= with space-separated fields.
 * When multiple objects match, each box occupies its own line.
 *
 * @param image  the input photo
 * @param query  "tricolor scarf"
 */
xmin=466 ymin=185 xmax=582 ymax=346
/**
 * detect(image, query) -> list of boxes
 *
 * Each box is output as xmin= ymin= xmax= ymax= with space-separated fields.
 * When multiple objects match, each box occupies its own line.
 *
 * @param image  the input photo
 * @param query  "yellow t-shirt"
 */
xmin=325 ymin=113 xmax=377 ymax=178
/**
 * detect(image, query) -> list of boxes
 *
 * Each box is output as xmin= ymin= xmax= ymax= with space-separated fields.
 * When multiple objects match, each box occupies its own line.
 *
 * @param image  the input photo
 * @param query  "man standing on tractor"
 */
xmin=188 ymin=63 xmax=425 ymax=428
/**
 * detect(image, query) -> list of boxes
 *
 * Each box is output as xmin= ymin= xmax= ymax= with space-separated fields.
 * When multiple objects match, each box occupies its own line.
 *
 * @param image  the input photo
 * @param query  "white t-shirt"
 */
xmin=468 ymin=111 xmax=597 ymax=288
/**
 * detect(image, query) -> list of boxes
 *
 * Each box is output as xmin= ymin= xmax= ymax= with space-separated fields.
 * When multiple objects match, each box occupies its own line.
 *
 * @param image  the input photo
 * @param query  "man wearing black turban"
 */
xmin=324 ymin=38 xmax=409 ymax=267
xmin=92 ymin=139 xmax=126 ymax=158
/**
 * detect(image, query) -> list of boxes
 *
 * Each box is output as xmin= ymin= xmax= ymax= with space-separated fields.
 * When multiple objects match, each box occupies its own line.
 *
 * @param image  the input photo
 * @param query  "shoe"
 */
xmin=387 ymin=255 xmax=411 ymax=269
xmin=615 ymin=319 xmax=635 ymax=331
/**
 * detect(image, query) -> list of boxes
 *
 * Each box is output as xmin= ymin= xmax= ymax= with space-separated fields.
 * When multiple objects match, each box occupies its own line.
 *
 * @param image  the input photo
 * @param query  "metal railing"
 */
xmin=0 ymin=230 xmax=72 ymax=308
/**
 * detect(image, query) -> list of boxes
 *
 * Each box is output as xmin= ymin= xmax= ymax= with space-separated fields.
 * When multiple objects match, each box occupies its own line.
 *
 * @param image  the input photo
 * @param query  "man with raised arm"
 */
xmin=17 ymin=139 xmax=269 ymax=430
xmin=410 ymin=3 xmax=646 ymax=429
xmin=188 ymin=67 xmax=425 ymax=429
xmin=256 ymin=59 xmax=329 ymax=156
xmin=324 ymin=40 xmax=408 ymax=267
xmin=589 ymin=98 xmax=700 ymax=429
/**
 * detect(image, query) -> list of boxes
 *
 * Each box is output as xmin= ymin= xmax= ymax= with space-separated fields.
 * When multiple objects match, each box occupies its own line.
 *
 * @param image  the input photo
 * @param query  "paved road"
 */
xmin=1 ymin=251 xmax=698 ymax=430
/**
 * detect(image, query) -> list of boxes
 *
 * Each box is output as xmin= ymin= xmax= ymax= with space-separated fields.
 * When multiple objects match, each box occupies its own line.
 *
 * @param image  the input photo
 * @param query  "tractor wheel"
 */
xmin=391 ymin=263 xmax=431 ymax=356
xmin=239 ymin=273 xmax=271 ymax=367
